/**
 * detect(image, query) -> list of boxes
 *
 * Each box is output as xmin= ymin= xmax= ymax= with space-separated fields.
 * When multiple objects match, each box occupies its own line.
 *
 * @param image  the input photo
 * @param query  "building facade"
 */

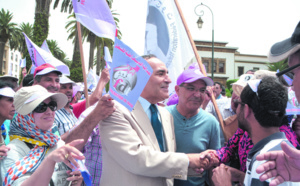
xmin=189 ymin=40 xmax=269 ymax=86
xmin=1 ymin=42 xmax=21 ymax=79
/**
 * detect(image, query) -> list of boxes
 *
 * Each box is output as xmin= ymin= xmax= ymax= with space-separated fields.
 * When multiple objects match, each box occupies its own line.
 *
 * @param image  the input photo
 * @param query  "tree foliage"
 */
xmin=267 ymin=59 xmax=288 ymax=71
xmin=0 ymin=8 xmax=18 ymax=75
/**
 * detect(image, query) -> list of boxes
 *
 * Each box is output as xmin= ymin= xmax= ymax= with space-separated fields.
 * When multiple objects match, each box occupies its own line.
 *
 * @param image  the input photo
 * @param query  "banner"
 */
xmin=144 ymin=0 xmax=194 ymax=95
xmin=104 ymin=46 xmax=112 ymax=69
xmin=87 ymin=68 xmax=99 ymax=90
xmin=23 ymin=33 xmax=70 ymax=75
xmin=110 ymin=38 xmax=153 ymax=111
xmin=286 ymin=87 xmax=300 ymax=115
xmin=72 ymin=0 xmax=116 ymax=41
xmin=19 ymin=57 xmax=26 ymax=68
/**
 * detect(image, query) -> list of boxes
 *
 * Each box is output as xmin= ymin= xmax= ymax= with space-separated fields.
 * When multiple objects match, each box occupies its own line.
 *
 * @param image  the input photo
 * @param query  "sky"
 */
xmin=1 ymin=0 xmax=300 ymax=68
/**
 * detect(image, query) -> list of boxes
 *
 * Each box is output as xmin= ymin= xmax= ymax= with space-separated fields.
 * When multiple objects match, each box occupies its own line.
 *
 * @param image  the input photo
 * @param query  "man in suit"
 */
xmin=100 ymin=54 xmax=207 ymax=186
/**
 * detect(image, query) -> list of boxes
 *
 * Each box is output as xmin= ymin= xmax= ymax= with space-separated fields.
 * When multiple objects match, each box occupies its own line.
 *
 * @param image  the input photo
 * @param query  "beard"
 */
xmin=237 ymin=111 xmax=251 ymax=133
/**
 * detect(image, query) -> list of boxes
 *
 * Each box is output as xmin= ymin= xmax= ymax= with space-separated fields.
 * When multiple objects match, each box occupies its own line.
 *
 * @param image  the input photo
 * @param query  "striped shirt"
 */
xmin=54 ymin=106 xmax=78 ymax=136
xmin=244 ymin=132 xmax=298 ymax=186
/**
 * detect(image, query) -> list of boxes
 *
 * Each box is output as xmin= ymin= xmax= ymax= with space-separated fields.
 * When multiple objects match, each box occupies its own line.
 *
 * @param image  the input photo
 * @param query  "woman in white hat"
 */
xmin=1 ymin=85 xmax=84 ymax=186
xmin=0 ymin=82 xmax=15 ymax=160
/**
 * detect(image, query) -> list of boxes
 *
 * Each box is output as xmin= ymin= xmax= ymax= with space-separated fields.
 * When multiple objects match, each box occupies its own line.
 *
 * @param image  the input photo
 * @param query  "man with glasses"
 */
xmin=166 ymin=68 xmax=221 ymax=186
xmin=255 ymin=21 xmax=300 ymax=185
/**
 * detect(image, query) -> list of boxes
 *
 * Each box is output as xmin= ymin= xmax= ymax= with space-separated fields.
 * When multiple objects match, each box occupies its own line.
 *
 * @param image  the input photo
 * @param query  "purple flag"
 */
xmin=23 ymin=32 xmax=70 ymax=75
xmin=41 ymin=40 xmax=51 ymax=53
xmin=72 ymin=0 xmax=116 ymax=41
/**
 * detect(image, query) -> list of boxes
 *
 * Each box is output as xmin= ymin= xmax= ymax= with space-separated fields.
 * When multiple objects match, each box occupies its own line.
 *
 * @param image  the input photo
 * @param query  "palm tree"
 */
xmin=54 ymin=0 xmax=121 ymax=81
xmin=10 ymin=22 xmax=34 ymax=56
xmin=0 ymin=8 xmax=18 ymax=75
xmin=267 ymin=59 xmax=288 ymax=71
xmin=46 ymin=39 xmax=70 ymax=66
xmin=33 ymin=0 xmax=52 ymax=46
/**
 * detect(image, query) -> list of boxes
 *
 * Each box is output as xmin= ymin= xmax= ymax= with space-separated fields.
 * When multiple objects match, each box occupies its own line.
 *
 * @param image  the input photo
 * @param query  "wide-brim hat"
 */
xmin=268 ymin=21 xmax=300 ymax=63
xmin=232 ymin=74 xmax=255 ymax=96
xmin=177 ymin=68 xmax=213 ymax=86
xmin=0 ymin=75 xmax=18 ymax=82
xmin=14 ymin=85 xmax=67 ymax=115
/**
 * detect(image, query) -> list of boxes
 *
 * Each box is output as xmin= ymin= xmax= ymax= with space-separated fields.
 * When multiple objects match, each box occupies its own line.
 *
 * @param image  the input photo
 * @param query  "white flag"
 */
xmin=144 ymin=0 xmax=194 ymax=94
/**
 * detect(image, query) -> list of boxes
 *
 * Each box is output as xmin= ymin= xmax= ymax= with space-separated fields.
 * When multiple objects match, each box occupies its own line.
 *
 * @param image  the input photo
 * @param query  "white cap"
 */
xmin=60 ymin=75 xmax=76 ymax=86
xmin=0 ymin=87 xmax=15 ymax=98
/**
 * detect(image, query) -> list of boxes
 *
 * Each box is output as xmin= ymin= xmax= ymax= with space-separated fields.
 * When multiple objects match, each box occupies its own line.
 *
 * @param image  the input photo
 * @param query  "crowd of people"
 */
xmin=0 ymin=21 xmax=300 ymax=186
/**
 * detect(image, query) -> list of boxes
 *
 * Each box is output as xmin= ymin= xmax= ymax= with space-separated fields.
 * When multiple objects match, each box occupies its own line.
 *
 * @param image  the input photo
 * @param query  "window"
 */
xmin=2 ymin=61 xmax=6 ymax=69
xmin=10 ymin=63 xmax=13 ymax=73
xmin=203 ymin=60 xmax=209 ymax=73
xmin=3 ymin=50 xmax=6 ymax=59
xmin=201 ymin=57 xmax=226 ymax=74
xmin=15 ymin=64 xmax=18 ymax=72
xmin=213 ymin=61 xmax=216 ymax=73
xmin=11 ymin=52 xmax=13 ymax=60
xmin=219 ymin=61 xmax=225 ymax=73
xmin=253 ymin=67 xmax=259 ymax=71
xmin=15 ymin=54 xmax=18 ymax=62
xmin=238 ymin=67 xmax=244 ymax=76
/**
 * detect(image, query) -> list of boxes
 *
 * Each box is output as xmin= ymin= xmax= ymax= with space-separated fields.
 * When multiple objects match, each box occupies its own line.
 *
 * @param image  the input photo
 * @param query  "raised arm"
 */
xmin=63 ymin=94 xmax=115 ymax=151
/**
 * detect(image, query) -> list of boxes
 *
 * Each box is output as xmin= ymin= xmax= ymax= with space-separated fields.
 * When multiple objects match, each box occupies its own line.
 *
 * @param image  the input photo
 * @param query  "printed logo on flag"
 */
xmin=112 ymin=65 xmax=139 ymax=95
xmin=110 ymin=38 xmax=153 ymax=111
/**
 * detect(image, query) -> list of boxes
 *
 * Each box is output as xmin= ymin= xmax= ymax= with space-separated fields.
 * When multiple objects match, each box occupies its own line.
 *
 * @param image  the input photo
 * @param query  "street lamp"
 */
xmin=195 ymin=3 xmax=214 ymax=80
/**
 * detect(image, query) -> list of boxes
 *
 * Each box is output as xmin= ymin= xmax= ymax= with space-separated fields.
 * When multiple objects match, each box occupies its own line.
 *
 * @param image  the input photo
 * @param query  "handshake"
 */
xmin=187 ymin=150 xmax=220 ymax=173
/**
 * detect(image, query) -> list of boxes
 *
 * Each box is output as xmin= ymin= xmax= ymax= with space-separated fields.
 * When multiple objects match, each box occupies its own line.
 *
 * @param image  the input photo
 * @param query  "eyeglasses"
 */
xmin=180 ymin=85 xmax=207 ymax=94
xmin=276 ymin=63 xmax=300 ymax=77
xmin=33 ymin=101 xmax=57 ymax=113
xmin=233 ymin=99 xmax=245 ymax=108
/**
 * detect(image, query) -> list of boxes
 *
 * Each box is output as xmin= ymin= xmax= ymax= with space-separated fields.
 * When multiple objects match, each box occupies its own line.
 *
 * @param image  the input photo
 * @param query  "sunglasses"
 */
xmin=33 ymin=101 xmax=57 ymax=113
xmin=276 ymin=63 xmax=300 ymax=77
xmin=233 ymin=99 xmax=245 ymax=108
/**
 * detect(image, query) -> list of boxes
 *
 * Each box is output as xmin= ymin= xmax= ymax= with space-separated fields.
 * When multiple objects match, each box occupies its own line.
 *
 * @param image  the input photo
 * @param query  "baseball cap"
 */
xmin=166 ymin=92 xmax=178 ymax=106
xmin=0 ymin=87 xmax=15 ymax=98
xmin=232 ymin=74 xmax=255 ymax=96
xmin=60 ymin=75 xmax=76 ymax=86
xmin=268 ymin=21 xmax=300 ymax=63
xmin=177 ymin=68 xmax=213 ymax=86
xmin=0 ymin=75 xmax=18 ymax=82
xmin=33 ymin=63 xmax=62 ymax=77
xmin=14 ymin=85 xmax=67 ymax=115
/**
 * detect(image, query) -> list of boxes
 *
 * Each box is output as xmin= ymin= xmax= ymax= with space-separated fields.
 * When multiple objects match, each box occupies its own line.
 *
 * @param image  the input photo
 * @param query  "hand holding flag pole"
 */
xmin=174 ymin=0 xmax=227 ymax=142
xmin=76 ymin=22 xmax=90 ymax=109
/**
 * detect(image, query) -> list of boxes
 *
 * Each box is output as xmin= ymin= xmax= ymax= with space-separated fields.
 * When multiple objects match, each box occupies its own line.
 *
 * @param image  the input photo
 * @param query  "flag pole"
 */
xmin=76 ymin=22 xmax=90 ymax=108
xmin=174 ymin=0 xmax=227 ymax=142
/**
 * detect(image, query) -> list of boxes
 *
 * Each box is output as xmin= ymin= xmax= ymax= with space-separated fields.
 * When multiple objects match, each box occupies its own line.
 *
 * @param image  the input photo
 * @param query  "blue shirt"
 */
xmin=166 ymin=105 xmax=221 ymax=186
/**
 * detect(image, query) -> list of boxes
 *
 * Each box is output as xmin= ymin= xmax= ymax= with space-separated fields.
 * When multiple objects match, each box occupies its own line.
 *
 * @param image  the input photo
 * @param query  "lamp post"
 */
xmin=195 ymin=3 xmax=214 ymax=80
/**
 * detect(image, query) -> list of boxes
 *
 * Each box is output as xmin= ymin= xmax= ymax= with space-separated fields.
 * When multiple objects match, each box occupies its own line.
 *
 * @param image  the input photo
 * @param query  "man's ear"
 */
xmin=243 ymin=104 xmax=252 ymax=119
xmin=33 ymin=79 xmax=38 ymax=85
xmin=175 ymin=85 xmax=180 ymax=95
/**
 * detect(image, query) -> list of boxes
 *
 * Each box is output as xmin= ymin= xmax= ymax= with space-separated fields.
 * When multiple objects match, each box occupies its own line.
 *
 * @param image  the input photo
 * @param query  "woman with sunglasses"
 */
xmin=1 ymin=85 xmax=85 ymax=186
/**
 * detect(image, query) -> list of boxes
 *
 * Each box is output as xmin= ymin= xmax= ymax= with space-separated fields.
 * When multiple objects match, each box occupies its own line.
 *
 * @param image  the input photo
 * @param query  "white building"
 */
xmin=1 ymin=42 xmax=21 ymax=79
xmin=189 ymin=40 xmax=269 ymax=86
